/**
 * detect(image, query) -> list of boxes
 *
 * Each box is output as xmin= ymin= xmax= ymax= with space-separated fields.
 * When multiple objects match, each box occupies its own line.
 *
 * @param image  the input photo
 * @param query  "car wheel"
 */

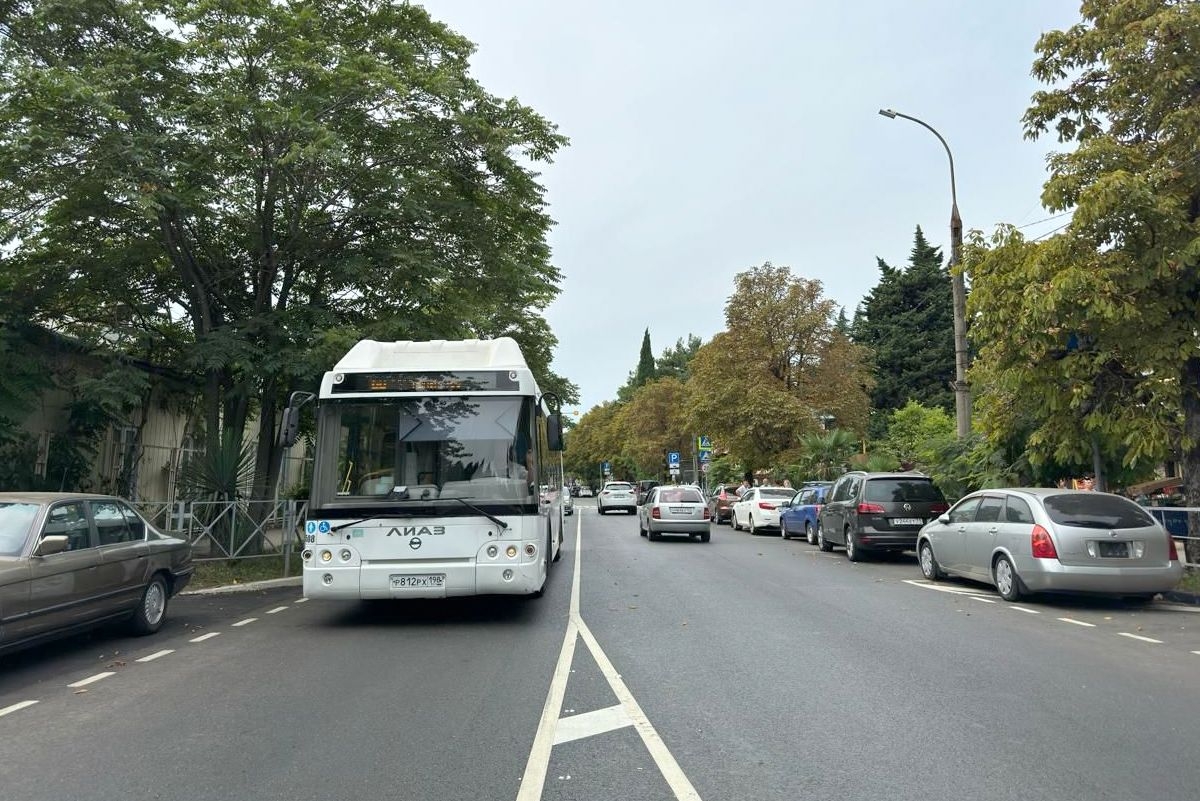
xmin=748 ymin=515 xmax=757 ymax=536
xmin=994 ymin=555 xmax=1023 ymax=601
xmin=649 ymin=527 xmax=662 ymax=542
xmin=130 ymin=574 xmax=169 ymax=635
xmin=918 ymin=540 xmax=943 ymax=580
xmin=730 ymin=510 xmax=739 ymax=531
xmin=638 ymin=516 xmax=647 ymax=537
xmin=845 ymin=529 xmax=863 ymax=562
xmin=805 ymin=522 xmax=815 ymax=545
xmin=780 ymin=519 xmax=790 ymax=539
xmin=817 ymin=523 xmax=833 ymax=552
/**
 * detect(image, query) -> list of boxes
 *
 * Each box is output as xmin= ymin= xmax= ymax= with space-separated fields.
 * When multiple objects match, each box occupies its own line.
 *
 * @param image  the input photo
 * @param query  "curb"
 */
xmin=181 ymin=576 xmax=302 ymax=596
xmin=1164 ymin=589 xmax=1200 ymax=606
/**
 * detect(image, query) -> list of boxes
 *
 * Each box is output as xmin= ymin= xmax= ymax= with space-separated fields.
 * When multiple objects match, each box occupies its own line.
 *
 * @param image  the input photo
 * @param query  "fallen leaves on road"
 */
xmin=73 ymin=689 xmax=88 ymax=695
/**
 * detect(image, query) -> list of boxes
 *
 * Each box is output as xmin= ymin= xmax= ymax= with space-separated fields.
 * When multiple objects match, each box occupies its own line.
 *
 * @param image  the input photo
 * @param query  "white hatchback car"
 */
xmin=597 ymin=481 xmax=636 ymax=514
xmin=731 ymin=487 xmax=796 ymax=535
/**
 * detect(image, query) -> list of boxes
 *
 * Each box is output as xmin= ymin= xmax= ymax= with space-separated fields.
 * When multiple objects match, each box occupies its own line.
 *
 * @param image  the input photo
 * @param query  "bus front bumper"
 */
xmin=302 ymin=559 xmax=545 ymax=599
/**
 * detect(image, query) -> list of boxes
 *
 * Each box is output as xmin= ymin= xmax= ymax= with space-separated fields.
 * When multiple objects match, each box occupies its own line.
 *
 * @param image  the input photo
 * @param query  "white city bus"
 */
xmin=281 ymin=338 xmax=566 ymax=599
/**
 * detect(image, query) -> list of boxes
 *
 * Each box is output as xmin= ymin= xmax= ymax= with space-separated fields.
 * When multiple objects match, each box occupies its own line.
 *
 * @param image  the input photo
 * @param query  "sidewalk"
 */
xmin=181 ymin=576 xmax=301 ymax=596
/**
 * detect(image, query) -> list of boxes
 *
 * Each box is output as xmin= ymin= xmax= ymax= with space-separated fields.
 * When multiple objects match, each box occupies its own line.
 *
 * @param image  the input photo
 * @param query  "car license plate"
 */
xmin=891 ymin=518 xmax=924 ymax=526
xmin=669 ymin=506 xmax=691 ymax=514
xmin=1097 ymin=541 xmax=1129 ymax=558
xmin=390 ymin=573 xmax=446 ymax=589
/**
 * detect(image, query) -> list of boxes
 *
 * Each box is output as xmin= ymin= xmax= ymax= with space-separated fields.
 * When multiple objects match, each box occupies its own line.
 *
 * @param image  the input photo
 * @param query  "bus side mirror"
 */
xmin=278 ymin=405 xmax=301 ymax=448
xmin=547 ymin=413 xmax=564 ymax=451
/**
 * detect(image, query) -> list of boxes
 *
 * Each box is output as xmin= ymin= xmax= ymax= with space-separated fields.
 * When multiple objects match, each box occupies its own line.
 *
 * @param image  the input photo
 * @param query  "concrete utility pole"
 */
xmin=879 ymin=108 xmax=971 ymax=439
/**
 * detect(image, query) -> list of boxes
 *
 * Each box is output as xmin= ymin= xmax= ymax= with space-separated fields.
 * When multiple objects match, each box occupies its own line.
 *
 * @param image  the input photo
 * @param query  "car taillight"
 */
xmin=1168 ymin=536 xmax=1179 ymax=561
xmin=1031 ymin=524 xmax=1058 ymax=559
xmin=703 ymin=507 xmax=711 ymax=519
xmin=857 ymin=502 xmax=885 ymax=514
xmin=651 ymin=508 xmax=661 ymax=519
xmin=758 ymin=502 xmax=776 ymax=510
xmin=930 ymin=503 xmax=949 ymax=514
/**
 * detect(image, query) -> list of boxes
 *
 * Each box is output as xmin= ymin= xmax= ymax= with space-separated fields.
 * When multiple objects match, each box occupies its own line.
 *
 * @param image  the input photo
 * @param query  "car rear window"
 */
xmin=1042 ymin=493 xmax=1157 ymax=528
xmin=605 ymin=483 xmax=632 ymax=491
xmin=659 ymin=489 xmax=704 ymax=503
xmin=864 ymin=479 xmax=945 ymax=503
xmin=761 ymin=488 xmax=795 ymax=500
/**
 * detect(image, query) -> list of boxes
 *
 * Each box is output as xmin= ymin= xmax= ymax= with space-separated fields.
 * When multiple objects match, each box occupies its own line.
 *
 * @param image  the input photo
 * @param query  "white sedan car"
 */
xmin=597 ymin=481 xmax=636 ymax=514
xmin=731 ymin=487 xmax=796 ymax=535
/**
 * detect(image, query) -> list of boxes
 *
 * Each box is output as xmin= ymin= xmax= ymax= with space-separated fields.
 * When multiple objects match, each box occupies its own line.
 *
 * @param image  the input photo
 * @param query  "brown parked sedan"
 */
xmin=0 ymin=493 xmax=193 ymax=653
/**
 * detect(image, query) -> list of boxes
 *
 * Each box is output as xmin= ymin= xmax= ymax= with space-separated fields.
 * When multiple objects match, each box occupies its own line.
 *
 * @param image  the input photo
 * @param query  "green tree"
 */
xmin=966 ymin=1 xmax=1200 ymax=544
xmin=853 ymin=227 xmax=955 ymax=417
xmin=0 ymin=0 xmax=570 ymax=502
xmin=880 ymin=400 xmax=955 ymax=471
xmin=617 ymin=328 xmax=657 ymax=402
xmin=654 ymin=334 xmax=703 ymax=381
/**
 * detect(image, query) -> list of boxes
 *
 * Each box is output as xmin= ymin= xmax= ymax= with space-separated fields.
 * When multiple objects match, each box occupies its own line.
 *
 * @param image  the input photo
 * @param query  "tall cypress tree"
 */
xmin=634 ymin=328 xmax=656 ymax=387
xmin=852 ymin=226 xmax=955 ymax=415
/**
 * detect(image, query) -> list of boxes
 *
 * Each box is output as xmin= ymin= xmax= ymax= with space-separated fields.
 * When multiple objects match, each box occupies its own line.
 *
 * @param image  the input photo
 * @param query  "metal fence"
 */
xmin=1144 ymin=506 xmax=1200 ymax=568
xmin=134 ymin=499 xmax=308 ymax=574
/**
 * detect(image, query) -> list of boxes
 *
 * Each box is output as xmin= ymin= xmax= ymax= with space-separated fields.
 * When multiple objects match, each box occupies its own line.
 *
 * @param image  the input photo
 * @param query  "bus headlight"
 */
xmin=302 ymin=550 xmax=313 ymax=561
xmin=506 ymin=545 xmax=518 ymax=558
xmin=524 ymin=543 xmax=536 ymax=557
xmin=320 ymin=550 xmax=332 ymax=562
xmin=339 ymin=549 xmax=352 ymax=562
xmin=486 ymin=545 xmax=498 ymax=558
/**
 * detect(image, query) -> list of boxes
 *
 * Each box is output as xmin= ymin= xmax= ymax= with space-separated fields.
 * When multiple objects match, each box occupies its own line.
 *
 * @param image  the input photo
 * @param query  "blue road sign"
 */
xmin=697 ymin=435 xmax=712 ymax=451
xmin=602 ymin=461 xmax=611 ymax=474
xmin=667 ymin=451 xmax=681 ymax=467
xmin=698 ymin=449 xmax=711 ymax=463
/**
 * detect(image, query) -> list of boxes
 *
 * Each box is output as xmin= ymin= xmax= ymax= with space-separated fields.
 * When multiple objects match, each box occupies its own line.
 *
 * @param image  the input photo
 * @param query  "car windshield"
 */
xmin=1043 ymin=493 xmax=1157 ymax=529
xmin=864 ymin=479 xmax=945 ymax=503
xmin=0 ymin=502 xmax=40 ymax=557
xmin=312 ymin=396 xmax=537 ymax=505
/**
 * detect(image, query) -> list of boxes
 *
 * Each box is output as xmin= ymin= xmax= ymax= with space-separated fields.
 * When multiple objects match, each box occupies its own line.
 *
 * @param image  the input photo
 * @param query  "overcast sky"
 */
xmin=418 ymin=0 xmax=1082 ymax=417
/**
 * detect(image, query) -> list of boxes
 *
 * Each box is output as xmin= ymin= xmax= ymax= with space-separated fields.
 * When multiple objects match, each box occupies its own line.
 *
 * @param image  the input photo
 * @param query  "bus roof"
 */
xmin=333 ymin=338 xmax=531 ymax=373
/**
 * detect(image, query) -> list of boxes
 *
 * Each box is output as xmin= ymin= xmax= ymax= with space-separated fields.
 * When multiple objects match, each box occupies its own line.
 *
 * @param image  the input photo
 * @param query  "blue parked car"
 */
xmin=780 ymin=483 xmax=832 ymax=543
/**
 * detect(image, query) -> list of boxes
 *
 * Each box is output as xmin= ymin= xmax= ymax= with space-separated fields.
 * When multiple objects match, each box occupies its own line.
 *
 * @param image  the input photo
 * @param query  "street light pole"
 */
xmin=878 ymin=108 xmax=971 ymax=439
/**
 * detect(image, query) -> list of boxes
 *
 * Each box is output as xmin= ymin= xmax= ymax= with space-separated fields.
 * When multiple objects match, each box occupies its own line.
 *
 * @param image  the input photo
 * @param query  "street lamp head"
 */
xmin=878 ymin=108 xmax=898 ymax=119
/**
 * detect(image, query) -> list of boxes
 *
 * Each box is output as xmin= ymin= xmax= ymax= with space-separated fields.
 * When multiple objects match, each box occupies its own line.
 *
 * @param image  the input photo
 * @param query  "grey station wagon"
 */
xmin=0 ymin=493 xmax=193 ymax=653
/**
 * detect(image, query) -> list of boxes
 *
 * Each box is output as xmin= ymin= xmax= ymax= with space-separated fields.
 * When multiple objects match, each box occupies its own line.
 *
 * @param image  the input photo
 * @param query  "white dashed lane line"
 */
xmin=0 ymin=700 xmax=39 ymax=717
xmin=231 ymin=618 xmax=258 ymax=627
xmin=294 ymin=598 xmax=308 ymax=604
xmin=189 ymin=632 xmax=220 ymax=643
xmin=1009 ymin=605 xmax=1040 ymax=614
xmin=135 ymin=649 xmax=174 ymax=663
xmin=1118 ymin=633 xmax=1163 ymax=644
xmin=266 ymin=606 xmax=289 ymax=614
xmin=68 ymin=671 xmax=115 ymax=688
xmin=969 ymin=596 xmax=996 ymax=604
xmin=1056 ymin=617 xmax=1096 ymax=628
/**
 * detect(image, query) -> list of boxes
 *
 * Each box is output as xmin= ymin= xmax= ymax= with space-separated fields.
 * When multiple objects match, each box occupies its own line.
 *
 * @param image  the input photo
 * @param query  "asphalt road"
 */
xmin=3 ymin=499 xmax=1199 ymax=801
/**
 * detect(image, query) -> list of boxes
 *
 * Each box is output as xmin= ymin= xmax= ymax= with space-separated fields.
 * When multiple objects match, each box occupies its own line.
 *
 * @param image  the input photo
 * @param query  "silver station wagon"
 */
xmin=916 ymin=488 xmax=1183 ymax=601
xmin=639 ymin=485 xmax=711 ymax=542
xmin=0 ymin=493 xmax=194 ymax=653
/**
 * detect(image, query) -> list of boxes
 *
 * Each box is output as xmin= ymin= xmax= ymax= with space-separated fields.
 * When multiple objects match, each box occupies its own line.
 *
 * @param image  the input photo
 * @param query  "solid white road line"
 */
xmin=294 ymin=598 xmax=308 ymax=604
xmin=553 ymin=704 xmax=633 ymax=746
xmin=68 ymin=671 xmax=115 ymax=688
xmin=231 ymin=617 xmax=257 ymax=627
xmin=189 ymin=632 xmax=220 ymax=642
xmin=266 ymin=606 xmax=289 ymax=614
xmin=1118 ymin=632 xmax=1163 ymax=644
xmin=135 ymin=649 xmax=174 ymax=663
xmin=0 ymin=700 xmax=39 ymax=717
xmin=969 ymin=596 xmax=996 ymax=604
xmin=1192 ymin=651 xmax=1200 ymax=656
xmin=1056 ymin=617 xmax=1096 ymax=628
xmin=1009 ymin=605 xmax=1040 ymax=614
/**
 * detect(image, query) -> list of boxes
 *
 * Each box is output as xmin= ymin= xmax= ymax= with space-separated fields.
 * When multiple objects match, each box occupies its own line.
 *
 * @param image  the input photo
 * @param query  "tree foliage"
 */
xmin=0 ymin=0 xmax=572 ymax=499
xmin=852 ymin=227 xmax=955 ymax=417
xmin=967 ymin=1 xmax=1200 ymax=526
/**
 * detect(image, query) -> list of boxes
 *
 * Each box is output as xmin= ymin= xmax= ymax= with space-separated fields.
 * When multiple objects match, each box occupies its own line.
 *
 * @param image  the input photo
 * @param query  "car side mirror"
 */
xmin=937 ymin=514 xmax=950 ymax=525
xmin=547 ymin=413 xmax=564 ymax=451
xmin=781 ymin=500 xmax=792 ymax=508
xmin=34 ymin=535 xmax=70 ymax=556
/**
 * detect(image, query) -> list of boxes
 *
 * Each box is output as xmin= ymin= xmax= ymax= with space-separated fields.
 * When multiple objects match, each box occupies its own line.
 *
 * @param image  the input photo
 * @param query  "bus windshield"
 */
xmin=313 ymin=396 xmax=538 ymax=506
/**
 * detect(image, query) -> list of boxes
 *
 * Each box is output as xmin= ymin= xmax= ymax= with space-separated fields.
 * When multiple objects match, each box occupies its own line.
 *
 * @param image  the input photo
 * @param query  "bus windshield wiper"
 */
xmin=445 ymin=497 xmax=509 ymax=531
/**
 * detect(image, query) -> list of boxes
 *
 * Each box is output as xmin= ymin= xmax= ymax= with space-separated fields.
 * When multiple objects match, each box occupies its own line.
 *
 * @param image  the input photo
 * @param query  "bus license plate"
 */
xmin=390 ymin=573 xmax=446 ymax=589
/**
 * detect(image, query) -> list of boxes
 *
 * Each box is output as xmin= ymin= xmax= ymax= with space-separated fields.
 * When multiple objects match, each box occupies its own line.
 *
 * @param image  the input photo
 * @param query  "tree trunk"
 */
xmin=1181 ymin=357 xmax=1200 ymax=565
